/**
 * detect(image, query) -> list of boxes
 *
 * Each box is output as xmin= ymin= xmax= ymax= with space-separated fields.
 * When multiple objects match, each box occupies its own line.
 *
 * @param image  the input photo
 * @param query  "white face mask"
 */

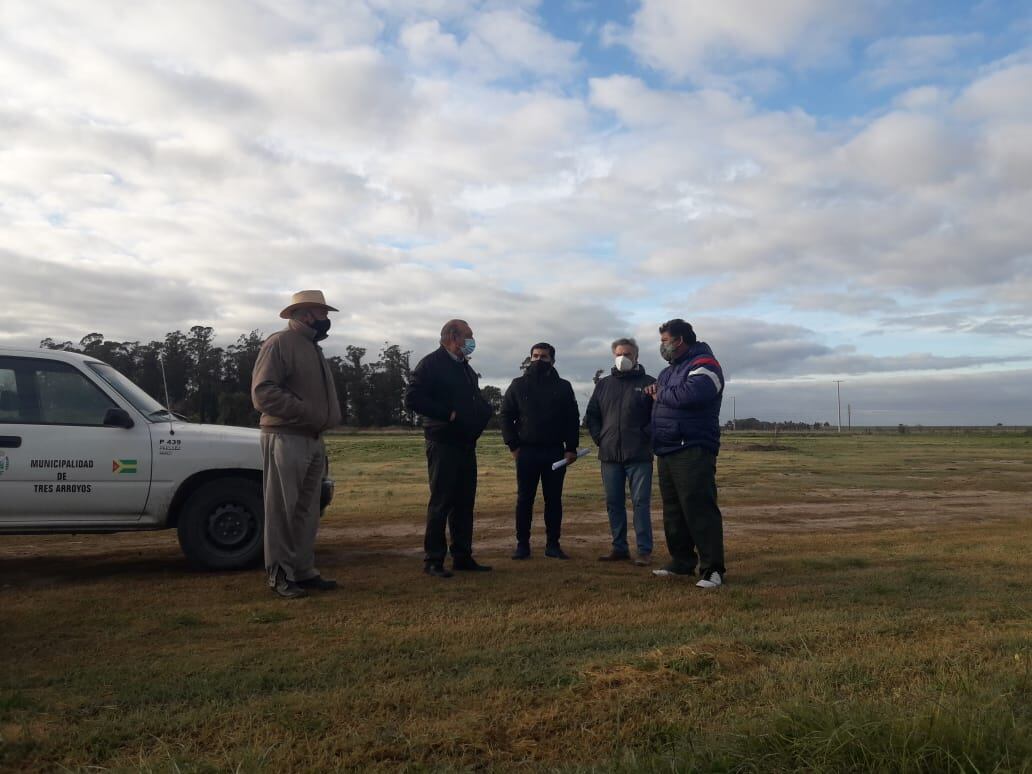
xmin=614 ymin=355 xmax=634 ymax=372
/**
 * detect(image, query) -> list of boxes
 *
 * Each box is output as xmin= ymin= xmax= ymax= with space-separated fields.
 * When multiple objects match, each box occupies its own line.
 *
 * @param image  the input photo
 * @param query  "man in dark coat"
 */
xmin=499 ymin=343 xmax=580 ymax=560
xmin=585 ymin=337 xmax=656 ymax=565
xmin=405 ymin=319 xmax=494 ymax=578
xmin=645 ymin=319 xmax=726 ymax=588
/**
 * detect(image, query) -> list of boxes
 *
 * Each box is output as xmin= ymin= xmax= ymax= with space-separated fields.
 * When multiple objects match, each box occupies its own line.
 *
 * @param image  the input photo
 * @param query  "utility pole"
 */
xmin=834 ymin=380 xmax=844 ymax=433
xmin=732 ymin=395 xmax=736 ymax=430
xmin=848 ymin=403 xmax=852 ymax=430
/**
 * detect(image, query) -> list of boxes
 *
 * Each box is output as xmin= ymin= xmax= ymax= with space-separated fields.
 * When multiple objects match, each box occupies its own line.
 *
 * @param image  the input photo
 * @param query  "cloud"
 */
xmin=582 ymin=69 xmax=1032 ymax=315
xmin=790 ymin=291 xmax=900 ymax=316
xmin=837 ymin=111 xmax=972 ymax=187
xmin=400 ymin=19 xmax=462 ymax=68
xmin=689 ymin=318 xmax=1026 ymax=380
xmin=955 ymin=61 xmax=1032 ymax=120
xmin=0 ymin=2 xmax=1030 ymax=425
xmin=879 ymin=312 xmax=1032 ymax=338
xmin=0 ymin=249 xmax=212 ymax=345
xmin=863 ymin=33 xmax=982 ymax=89
xmin=726 ymin=369 xmax=1032 ymax=426
xmin=400 ymin=8 xmax=580 ymax=81
xmin=614 ymin=0 xmax=872 ymax=82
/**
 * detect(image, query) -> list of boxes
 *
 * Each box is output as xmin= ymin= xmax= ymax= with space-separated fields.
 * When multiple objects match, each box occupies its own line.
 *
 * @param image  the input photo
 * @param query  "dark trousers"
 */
xmin=424 ymin=439 xmax=477 ymax=563
xmin=656 ymin=446 xmax=725 ymax=576
xmin=515 ymin=444 xmax=566 ymax=544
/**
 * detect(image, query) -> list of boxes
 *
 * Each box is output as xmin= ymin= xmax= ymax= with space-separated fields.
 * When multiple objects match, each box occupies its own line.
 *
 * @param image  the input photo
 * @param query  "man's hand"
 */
xmin=449 ymin=410 xmax=457 ymax=422
xmin=563 ymin=451 xmax=577 ymax=465
xmin=643 ymin=384 xmax=658 ymax=397
xmin=511 ymin=448 xmax=520 ymax=460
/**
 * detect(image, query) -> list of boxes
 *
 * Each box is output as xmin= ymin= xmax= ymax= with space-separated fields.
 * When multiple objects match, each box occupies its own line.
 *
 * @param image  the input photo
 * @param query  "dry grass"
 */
xmin=1 ymin=431 xmax=1030 ymax=772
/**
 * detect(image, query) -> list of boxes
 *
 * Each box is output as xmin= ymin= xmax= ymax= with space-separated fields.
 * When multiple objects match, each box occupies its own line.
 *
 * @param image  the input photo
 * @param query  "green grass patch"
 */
xmin=1 ymin=431 xmax=1030 ymax=770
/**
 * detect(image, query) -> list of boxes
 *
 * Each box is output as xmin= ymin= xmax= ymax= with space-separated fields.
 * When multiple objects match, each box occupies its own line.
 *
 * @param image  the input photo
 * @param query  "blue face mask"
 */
xmin=461 ymin=338 xmax=476 ymax=357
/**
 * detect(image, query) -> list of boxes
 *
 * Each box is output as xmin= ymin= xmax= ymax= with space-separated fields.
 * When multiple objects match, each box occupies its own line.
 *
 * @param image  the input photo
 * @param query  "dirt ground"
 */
xmin=2 ymin=486 xmax=1026 ymax=587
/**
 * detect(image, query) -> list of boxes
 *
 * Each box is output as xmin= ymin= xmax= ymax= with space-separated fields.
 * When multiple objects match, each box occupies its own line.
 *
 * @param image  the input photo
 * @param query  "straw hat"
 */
xmin=279 ymin=290 xmax=339 ymax=319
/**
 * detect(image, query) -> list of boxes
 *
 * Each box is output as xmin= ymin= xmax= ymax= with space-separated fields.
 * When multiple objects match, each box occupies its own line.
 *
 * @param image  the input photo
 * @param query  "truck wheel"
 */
xmin=176 ymin=479 xmax=264 ymax=570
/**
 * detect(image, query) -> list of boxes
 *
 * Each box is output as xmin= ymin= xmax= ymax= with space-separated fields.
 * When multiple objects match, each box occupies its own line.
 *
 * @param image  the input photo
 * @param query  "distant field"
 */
xmin=1 ymin=432 xmax=1030 ymax=772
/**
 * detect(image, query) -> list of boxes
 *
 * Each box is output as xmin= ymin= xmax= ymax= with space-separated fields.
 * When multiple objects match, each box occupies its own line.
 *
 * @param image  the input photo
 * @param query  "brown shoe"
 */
xmin=598 ymin=550 xmax=631 ymax=562
xmin=634 ymin=553 xmax=652 ymax=566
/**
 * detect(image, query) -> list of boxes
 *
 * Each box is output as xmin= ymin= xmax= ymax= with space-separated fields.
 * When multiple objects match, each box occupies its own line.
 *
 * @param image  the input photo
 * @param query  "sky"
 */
xmin=1 ymin=0 xmax=1030 ymax=426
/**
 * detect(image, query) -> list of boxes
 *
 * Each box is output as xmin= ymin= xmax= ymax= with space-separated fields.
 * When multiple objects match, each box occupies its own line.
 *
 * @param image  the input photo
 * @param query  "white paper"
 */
xmin=552 ymin=447 xmax=591 ymax=470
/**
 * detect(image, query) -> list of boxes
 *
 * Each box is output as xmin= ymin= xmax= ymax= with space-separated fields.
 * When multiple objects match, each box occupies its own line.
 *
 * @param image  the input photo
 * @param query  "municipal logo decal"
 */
xmin=0 ymin=452 xmax=8 ymax=476
xmin=112 ymin=459 xmax=138 ymax=474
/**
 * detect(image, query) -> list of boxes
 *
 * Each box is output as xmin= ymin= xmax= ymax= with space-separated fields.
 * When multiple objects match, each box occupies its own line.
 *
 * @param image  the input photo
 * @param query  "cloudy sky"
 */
xmin=2 ymin=0 xmax=1030 ymax=425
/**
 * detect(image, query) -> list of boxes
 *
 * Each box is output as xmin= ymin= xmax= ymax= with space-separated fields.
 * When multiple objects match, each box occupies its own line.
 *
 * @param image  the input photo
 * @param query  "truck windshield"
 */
xmin=88 ymin=362 xmax=169 ymax=421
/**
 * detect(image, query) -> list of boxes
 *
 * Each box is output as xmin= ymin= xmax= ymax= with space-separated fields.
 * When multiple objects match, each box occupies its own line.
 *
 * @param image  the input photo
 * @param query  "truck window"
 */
xmin=0 ymin=366 xmax=19 ymax=422
xmin=88 ymin=362 xmax=166 ymax=418
xmin=33 ymin=362 xmax=117 ymax=426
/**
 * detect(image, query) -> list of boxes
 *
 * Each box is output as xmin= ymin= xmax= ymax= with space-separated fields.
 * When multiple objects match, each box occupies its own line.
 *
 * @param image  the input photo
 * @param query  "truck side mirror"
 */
xmin=103 ymin=407 xmax=135 ymax=429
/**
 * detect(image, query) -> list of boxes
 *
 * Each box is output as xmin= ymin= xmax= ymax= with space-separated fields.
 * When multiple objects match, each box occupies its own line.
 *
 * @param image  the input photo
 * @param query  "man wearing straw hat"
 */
xmin=252 ymin=290 xmax=342 ymax=598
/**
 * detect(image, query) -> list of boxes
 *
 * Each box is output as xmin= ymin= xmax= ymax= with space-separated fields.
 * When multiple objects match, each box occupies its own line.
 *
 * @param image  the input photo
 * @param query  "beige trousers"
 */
xmin=261 ymin=432 xmax=325 ymax=585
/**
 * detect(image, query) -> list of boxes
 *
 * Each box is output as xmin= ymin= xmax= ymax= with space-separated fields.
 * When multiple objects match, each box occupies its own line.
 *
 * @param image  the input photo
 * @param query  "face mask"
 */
xmin=310 ymin=318 xmax=331 ymax=340
xmin=529 ymin=359 xmax=552 ymax=373
xmin=614 ymin=355 xmax=634 ymax=372
xmin=660 ymin=340 xmax=680 ymax=362
xmin=461 ymin=338 xmax=476 ymax=357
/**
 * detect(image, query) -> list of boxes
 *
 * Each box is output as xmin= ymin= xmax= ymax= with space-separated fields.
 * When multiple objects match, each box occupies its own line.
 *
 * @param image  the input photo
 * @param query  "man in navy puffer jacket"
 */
xmin=645 ymin=319 xmax=726 ymax=588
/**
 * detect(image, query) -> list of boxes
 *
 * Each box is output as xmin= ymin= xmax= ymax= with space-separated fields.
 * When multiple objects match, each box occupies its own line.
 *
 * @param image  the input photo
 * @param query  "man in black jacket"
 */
xmin=585 ymin=337 xmax=656 ymax=565
xmin=405 ymin=319 xmax=495 ymax=578
xmin=499 ymin=343 xmax=580 ymax=560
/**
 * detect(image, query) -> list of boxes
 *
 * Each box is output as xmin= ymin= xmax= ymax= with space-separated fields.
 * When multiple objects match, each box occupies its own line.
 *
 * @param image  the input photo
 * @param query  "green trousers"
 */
xmin=656 ymin=446 xmax=725 ymax=576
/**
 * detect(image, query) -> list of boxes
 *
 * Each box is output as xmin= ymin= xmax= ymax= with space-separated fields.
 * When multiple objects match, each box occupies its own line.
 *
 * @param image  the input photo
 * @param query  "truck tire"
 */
xmin=176 ymin=478 xmax=264 ymax=570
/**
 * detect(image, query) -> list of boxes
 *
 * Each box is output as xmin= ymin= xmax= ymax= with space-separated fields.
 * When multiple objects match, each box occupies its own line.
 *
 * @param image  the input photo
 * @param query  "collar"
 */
xmin=442 ymin=345 xmax=465 ymax=363
xmin=671 ymin=348 xmax=693 ymax=366
xmin=613 ymin=364 xmax=644 ymax=378
xmin=288 ymin=319 xmax=317 ymax=341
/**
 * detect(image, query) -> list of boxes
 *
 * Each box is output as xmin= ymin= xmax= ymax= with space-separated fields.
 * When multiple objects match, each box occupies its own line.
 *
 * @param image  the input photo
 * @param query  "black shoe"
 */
xmin=268 ymin=569 xmax=307 ymax=598
xmin=424 ymin=562 xmax=454 ymax=578
xmin=597 ymin=550 xmax=631 ymax=562
xmin=270 ymin=572 xmax=308 ymax=599
xmin=545 ymin=543 xmax=570 ymax=560
xmin=297 ymin=575 xmax=338 ymax=591
xmin=453 ymin=558 xmax=493 ymax=572
xmin=511 ymin=542 xmax=530 ymax=560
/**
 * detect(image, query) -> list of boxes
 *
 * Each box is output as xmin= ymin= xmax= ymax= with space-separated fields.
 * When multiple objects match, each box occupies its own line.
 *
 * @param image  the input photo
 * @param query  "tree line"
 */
xmin=41 ymin=328 xmax=504 ymax=428
xmin=725 ymin=418 xmax=833 ymax=431
xmin=40 ymin=331 xmax=839 ymax=431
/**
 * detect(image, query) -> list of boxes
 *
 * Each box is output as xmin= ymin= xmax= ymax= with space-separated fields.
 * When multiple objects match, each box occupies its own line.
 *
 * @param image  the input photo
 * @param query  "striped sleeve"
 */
xmin=655 ymin=356 xmax=724 ymax=409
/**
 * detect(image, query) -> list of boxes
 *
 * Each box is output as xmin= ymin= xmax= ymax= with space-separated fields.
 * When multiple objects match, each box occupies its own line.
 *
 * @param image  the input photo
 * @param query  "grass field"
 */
xmin=1 ymin=431 xmax=1030 ymax=772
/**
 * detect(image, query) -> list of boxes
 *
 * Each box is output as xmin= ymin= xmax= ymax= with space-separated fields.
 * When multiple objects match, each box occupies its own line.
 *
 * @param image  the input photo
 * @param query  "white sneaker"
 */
xmin=696 ymin=571 xmax=723 ymax=589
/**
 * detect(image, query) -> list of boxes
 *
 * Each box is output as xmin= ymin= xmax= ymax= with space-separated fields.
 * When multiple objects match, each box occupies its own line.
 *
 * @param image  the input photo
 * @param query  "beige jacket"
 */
xmin=251 ymin=320 xmax=343 ymax=436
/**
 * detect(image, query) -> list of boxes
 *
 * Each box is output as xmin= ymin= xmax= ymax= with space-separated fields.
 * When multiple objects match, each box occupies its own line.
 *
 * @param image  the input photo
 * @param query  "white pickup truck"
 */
xmin=0 ymin=346 xmax=333 ymax=569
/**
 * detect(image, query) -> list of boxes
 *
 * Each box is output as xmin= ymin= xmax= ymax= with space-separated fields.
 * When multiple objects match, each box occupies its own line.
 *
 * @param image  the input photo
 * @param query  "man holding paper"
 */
xmin=499 ymin=343 xmax=580 ymax=560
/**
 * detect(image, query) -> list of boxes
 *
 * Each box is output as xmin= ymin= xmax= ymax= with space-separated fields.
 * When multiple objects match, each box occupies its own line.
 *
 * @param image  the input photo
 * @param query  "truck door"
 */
xmin=0 ymin=356 xmax=152 ymax=524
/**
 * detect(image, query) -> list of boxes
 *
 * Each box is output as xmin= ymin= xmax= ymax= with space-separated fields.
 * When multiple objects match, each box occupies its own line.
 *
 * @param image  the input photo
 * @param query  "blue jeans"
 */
xmin=600 ymin=461 xmax=654 ymax=555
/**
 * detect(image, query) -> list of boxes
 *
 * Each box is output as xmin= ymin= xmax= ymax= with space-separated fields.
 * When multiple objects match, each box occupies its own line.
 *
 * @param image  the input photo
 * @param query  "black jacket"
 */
xmin=405 ymin=346 xmax=494 ymax=445
xmin=499 ymin=366 xmax=579 ymax=452
xmin=585 ymin=365 xmax=656 ymax=464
